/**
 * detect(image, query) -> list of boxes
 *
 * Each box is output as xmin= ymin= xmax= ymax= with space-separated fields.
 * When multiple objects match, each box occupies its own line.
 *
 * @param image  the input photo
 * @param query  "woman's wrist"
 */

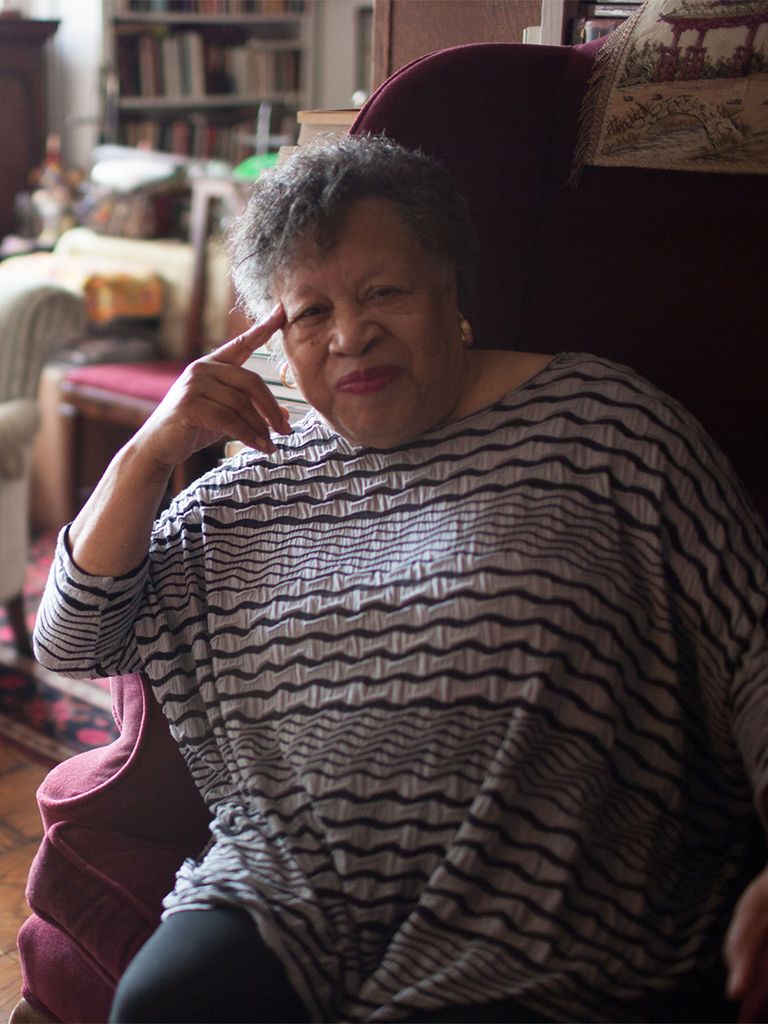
xmin=121 ymin=431 xmax=180 ymax=483
xmin=67 ymin=437 xmax=174 ymax=577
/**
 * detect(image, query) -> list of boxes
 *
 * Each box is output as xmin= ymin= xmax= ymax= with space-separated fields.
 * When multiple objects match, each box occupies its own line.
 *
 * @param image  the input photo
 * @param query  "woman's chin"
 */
xmin=321 ymin=390 xmax=456 ymax=449
xmin=328 ymin=413 xmax=427 ymax=450
xmin=336 ymin=424 xmax=412 ymax=450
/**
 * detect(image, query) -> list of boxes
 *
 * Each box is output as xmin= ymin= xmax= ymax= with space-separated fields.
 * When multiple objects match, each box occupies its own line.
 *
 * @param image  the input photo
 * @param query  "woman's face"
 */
xmin=274 ymin=198 xmax=475 ymax=449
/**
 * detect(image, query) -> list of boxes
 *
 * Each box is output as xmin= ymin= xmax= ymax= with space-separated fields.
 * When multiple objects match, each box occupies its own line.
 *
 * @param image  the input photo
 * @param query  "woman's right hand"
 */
xmin=135 ymin=303 xmax=291 ymax=473
xmin=65 ymin=304 xmax=291 ymax=578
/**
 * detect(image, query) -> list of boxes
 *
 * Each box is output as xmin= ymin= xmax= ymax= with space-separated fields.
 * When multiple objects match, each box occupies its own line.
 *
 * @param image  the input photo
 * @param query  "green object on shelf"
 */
xmin=232 ymin=152 xmax=280 ymax=180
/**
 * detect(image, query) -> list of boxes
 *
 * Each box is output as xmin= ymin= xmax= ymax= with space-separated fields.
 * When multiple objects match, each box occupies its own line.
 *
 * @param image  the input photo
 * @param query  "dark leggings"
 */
xmin=112 ymin=905 xmax=734 ymax=1024
xmin=108 ymin=906 xmax=545 ymax=1024
xmin=109 ymin=907 xmax=309 ymax=1023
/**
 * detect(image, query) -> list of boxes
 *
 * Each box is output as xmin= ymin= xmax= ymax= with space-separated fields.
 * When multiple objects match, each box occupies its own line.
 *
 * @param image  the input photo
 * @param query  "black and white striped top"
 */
xmin=35 ymin=353 xmax=768 ymax=1022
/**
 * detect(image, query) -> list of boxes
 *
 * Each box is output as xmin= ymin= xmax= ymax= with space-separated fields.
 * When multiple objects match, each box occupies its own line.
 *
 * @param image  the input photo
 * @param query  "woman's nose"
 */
xmin=328 ymin=306 xmax=378 ymax=356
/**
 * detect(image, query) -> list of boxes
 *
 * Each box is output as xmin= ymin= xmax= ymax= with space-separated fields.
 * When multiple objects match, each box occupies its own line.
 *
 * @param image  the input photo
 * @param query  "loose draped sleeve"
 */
xmin=727 ymin=538 xmax=768 ymax=826
xmin=34 ymin=466 xmax=215 ymax=681
xmin=33 ymin=525 xmax=149 ymax=677
xmin=644 ymin=393 xmax=768 ymax=827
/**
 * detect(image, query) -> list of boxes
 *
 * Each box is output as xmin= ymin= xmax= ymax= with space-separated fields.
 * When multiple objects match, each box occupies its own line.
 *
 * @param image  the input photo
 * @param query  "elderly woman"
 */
xmin=34 ymin=134 xmax=767 ymax=1024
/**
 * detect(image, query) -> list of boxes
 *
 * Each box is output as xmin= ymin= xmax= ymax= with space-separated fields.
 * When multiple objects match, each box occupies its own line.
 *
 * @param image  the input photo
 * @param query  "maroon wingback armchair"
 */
xmin=15 ymin=39 xmax=768 ymax=1024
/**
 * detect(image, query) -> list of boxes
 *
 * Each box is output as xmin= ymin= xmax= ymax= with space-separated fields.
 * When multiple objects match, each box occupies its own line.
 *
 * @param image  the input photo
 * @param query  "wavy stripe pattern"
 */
xmin=35 ymin=354 xmax=768 ymax=1022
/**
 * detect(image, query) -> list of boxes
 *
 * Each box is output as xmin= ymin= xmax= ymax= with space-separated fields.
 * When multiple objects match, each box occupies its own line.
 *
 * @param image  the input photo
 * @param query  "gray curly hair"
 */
xmin=229 ymin=133 xmax=476 ymax=330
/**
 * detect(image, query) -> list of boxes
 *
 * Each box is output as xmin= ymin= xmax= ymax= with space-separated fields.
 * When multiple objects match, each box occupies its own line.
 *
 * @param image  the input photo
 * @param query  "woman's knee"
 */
xmin=109 ymin=907 xmax=307 ymax=1023
xmin=109 ymin=914 xmax=215 ymax=1023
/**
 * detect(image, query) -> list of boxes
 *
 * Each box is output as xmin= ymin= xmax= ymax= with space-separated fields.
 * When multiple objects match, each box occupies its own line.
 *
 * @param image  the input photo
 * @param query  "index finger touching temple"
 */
xmin=214 ymin=303 xmax=286 ymax=366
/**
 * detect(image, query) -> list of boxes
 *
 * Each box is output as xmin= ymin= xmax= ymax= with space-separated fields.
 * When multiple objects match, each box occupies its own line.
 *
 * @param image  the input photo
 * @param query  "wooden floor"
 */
xmin=0 ymin=744 xmax=48 ymax=1021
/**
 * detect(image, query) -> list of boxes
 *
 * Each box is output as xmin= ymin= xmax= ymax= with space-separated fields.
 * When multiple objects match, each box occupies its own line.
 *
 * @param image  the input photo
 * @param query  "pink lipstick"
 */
xmin=336 ymin=366 xmax=402 ymax=394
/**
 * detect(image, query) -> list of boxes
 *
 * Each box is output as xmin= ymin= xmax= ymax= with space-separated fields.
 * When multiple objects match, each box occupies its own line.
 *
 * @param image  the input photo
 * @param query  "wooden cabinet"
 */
xmin=372 ymin=0 xmax=541 ymax=89
xmin=102 ymin=1 xmax=315 ymax=163
xmin=0 ymin=18 xmax=58 ymax=238
xmin=371 ymin=0 xmax=630 ymax=82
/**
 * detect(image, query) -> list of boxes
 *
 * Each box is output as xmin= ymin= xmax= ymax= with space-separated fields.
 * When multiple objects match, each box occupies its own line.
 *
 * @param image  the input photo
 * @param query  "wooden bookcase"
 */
xmin=102 ymin=1 xmax=315 ymax=164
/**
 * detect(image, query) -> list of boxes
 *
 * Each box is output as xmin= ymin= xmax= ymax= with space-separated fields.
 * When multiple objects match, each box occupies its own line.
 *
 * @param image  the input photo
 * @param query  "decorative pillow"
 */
xmin=81 ymin=272 xmax=163 ymax=325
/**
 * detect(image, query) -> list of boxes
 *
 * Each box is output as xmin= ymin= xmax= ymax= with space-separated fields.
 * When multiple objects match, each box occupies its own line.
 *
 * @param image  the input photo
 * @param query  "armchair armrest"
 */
xmin=0 ymin=279 xmax=86 ymax=401
xmin=0 ymin=399 xmax=39 ymax=478
xmin=20 ymin=673 xmax=209 ymax=1022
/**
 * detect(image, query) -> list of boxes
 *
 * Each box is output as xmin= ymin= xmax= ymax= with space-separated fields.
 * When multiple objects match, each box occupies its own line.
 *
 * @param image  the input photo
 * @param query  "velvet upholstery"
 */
xmin=62 ymin=361 xmax=186 ymax=405
xmin=17 ymin=39 xmax=768 ymax=1023
xmin=18 ymin=675 xmax=209 ymax=1021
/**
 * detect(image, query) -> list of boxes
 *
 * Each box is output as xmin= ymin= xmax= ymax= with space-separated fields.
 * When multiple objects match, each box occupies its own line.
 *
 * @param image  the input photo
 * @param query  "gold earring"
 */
xmin=279 ymin=362 xmax=297 ymax=389
xmin=459 ymin=316 xmax=474 ymax=348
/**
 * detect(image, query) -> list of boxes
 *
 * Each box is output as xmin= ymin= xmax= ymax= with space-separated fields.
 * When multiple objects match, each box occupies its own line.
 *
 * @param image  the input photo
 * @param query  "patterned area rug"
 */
xmin=0 ymin=532 xmax=118 ymax=763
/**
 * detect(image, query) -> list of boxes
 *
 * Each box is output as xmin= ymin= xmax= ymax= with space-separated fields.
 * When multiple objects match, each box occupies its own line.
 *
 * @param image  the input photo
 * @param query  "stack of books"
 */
xmin=296 ymin=108 xmax=358 ymax=146
xmin=246 ymin=347 xmax=310 ymax=425
xmin=277 ymin=107 xmax=359 ymax=169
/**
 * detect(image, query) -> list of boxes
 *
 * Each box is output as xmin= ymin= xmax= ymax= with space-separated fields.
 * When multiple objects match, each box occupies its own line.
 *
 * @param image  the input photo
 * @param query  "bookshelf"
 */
xmin=102 ymin=1 xmax=316 ymax=165
xmin=538 ymin=0 xmax=642 ymax=45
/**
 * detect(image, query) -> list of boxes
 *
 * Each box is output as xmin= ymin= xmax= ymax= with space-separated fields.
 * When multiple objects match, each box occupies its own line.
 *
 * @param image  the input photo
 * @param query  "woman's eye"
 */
xmin=369 ymin=286 xmax=400 ymax=300
xmin=294 ymin=305 xmax=325 ymax=321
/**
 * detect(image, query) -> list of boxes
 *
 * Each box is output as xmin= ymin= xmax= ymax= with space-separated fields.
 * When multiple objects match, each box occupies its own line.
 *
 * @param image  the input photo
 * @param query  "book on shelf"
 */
xmin=180 ymin=30 xmax=207 ymax=98
xmin=137 ymin=34 xmax=161 ymax=97
xmin=161 ymin=34 xmax=182 ymax=96
xmin=225 ymin=43 xmax=301 ymax=96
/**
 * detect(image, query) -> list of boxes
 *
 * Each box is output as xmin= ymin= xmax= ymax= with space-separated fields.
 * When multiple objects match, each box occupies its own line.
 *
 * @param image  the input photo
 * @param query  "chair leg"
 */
xmin=6 ymin=593 xmax=33 ymax=657
xmin=9 ymin=996 xmax=58 ymax=1023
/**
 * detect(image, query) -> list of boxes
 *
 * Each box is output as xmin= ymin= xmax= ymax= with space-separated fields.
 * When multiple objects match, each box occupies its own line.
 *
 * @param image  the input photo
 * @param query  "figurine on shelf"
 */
xmin=29 ymin=134 xmax=81 ymax=248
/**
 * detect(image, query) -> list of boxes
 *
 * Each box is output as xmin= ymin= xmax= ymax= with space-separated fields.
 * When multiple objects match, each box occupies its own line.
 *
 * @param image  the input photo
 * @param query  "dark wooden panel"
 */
xmin=0 ymin=74 xmax=31 ymax=239
xmin=0 ymin=18 xmax=58 ymax=237
xmin=372 ymin=0 xmax=541 ymax=87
